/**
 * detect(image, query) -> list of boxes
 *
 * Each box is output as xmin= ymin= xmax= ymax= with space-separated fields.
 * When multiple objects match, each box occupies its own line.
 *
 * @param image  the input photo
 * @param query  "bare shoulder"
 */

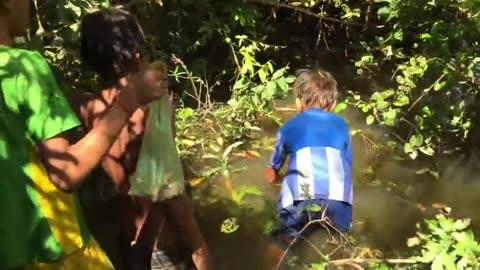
xmin=68 ymin=90 xmax=104 ymax=129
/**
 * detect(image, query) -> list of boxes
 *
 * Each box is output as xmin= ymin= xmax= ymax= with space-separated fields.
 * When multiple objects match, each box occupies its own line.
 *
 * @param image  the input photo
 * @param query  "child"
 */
xmin=77 ymin=8 xmax=211 ymax=270
xmin=0 ymin=1 xmax=164 ymax=269
xmin=265 ymin=68 xmax=353 ymax=245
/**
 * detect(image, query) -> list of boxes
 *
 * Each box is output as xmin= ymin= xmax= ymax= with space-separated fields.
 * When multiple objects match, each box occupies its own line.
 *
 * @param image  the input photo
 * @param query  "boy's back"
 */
xmin=265 ymin=69 xmax=353 ymax=245
xmin=280 ymin=107 xmax=350 ymax=154
xmin=271 ymin=108 xmax=353 ymax=210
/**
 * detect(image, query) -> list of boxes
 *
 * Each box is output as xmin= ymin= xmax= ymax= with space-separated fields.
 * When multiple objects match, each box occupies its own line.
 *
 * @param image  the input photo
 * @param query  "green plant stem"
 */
xmin=408 ymin=73 xmax=447 ymax=112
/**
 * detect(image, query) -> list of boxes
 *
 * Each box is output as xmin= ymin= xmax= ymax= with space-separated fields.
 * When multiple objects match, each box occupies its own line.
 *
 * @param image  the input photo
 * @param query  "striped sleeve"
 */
xmin=269 ymin=131 xmax=286 ymax=170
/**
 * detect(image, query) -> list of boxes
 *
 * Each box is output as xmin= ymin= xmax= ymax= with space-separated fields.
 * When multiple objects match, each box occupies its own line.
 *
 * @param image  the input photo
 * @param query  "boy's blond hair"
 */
xmin=293 ymin=68 xmax=338 ymax=109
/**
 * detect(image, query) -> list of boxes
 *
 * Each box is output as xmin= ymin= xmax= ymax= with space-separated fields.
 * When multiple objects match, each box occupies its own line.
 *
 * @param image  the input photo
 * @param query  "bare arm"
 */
xmin=26 ymin=54 xmax=165 ymax=192
xmin=38 ymin=100 xmax=132 ymax=192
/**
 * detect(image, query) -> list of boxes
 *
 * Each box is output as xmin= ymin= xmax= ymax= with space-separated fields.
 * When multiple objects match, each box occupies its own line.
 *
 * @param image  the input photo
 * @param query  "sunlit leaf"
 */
xmin=189 ymin=177 xmax=205 ymax=187
xmin=404 ymin=142 xmax=413 ymax=153
xmin=408 ymin=149 xmax=418 ymax=159
xmin=180 ymin=139 xmax=196 ymax=147
xmin=366 ymin=115 xmax=375 ymax=125
xmin=409 ymin=134 xmax=424 ymax=147
xmin=220 ymin=218 xmax=240 ymax=234
xmin=407 ymin=236 xmax=421 ymax=247
xmin=305 ymin=204 xmax=323 ymax=213
xmin=453 ymin=219 xmax=471 ymax=231
xmin=393 ymin=94 xmax=410 ymax=107
xmin=216 ymin=137 xmax=224 ymax=147
xmin=334 ymin=102 xmax=347 ymax=113
xmin=223 ymin=141 xmax=244 ymax=160
xmin=419 ymin=146 xmax=434 ymax=156
xmin=271 ymin=68 xmax=285 ymax=79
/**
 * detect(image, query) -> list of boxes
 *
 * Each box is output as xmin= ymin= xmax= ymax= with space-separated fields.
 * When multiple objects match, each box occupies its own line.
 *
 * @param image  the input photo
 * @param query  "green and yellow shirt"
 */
xmin=0 ymin=47 xmax=90 ymax=269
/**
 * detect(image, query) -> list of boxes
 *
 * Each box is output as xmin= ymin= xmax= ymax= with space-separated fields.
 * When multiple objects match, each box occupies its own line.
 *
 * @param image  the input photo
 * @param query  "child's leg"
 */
xmin=134 ymin=200 xmax=164 ymax=250
xmin=268 ymin=210 xmax=301 ymax=270
xmin=163 ymin=193 xmax=212 ymax=270
xmin=321 ymin=200 xmax=352 ymax=233
xmin=117 ymin=195 xmax=140 ymax=270
xmin=129 ymin=199 xmax=165 ymax=269
xmin=132 ymin=198 xmax=189 ymax=270
xmin=294 ymin=199 xmax=352 ymax=234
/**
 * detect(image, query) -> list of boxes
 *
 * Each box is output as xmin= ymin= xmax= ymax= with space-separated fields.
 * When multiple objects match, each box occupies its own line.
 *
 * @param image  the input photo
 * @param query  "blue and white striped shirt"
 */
xmin=269 ymin=108 xmax=353 ymax=211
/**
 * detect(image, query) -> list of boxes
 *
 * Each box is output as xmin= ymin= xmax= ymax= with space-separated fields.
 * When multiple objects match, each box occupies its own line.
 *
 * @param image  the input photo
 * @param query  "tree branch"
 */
xmin=246 ymin=0 xmax=365 ymax=27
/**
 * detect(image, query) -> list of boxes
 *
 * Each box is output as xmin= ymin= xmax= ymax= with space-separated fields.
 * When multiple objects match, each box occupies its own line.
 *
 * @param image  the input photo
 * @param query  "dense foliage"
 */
xmin=23 ymin=0 xmax=480 ymax=269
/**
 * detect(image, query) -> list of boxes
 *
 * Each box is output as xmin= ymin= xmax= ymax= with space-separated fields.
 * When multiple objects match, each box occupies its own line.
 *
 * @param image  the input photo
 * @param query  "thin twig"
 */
xmin=408 ymin=73 xmax=447 ymax=112
xmin=275 ymin=209 xmax=350 ymax=270
xmin=247 ymin=0 xmax=365 ymax=27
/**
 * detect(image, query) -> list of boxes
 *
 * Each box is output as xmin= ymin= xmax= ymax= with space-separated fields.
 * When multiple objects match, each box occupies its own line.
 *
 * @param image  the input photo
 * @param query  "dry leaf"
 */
xmin=406 ymin=236 xmax=421 ymax=247
xmin=189 ymin=177 xmax=205 ymax=187
xmin=232 ymin=150 xmax=262 ymax=159
xmin=432 ymin=202 xmax=452 ymax=215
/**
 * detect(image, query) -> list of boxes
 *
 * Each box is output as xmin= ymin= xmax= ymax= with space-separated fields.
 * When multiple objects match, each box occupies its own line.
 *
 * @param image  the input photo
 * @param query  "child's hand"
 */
xmin=264 ymin=167 xmax=277 ymax=184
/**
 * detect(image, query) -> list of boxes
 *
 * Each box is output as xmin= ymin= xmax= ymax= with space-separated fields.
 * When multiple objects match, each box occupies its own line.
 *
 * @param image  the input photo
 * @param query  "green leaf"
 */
xmin=419 ymin=146 xmax=435 ymax=156
xmin=393 ymin=94 xmax=410 ymax=107
xmin=311 ymin=263 xmax=326 ymax=270
xmin=334 ymin=102 xmax=347 ymax=113
xmin=438 ymin=214 xmax=453 ymax=231
xmin=441 ymin=253 xmax=457 ymax=270
xmin=220 ymin=218 xmax=240 ymax=234
xmin=383 ymin=109 xmax=397 ymax=126
xmin=415 ymin=115 xmax=424 ymax=128
xmin=453 ymin=219 xmax=471 ymax=231
xmin=377 ymin=6 xmax=390 ymax=17
xmin=409 ymin=134 xmax=424 ymax=147
xmin=404 ymin=142 xmax=413 ymax=153
xmin=408 ymin=149 xmax=418 ymax=159
xmin=275 ymin=78 xmax=289 ymax=92
xmin=393 ymin=28 xmax=403 ymax=40
xmin=267 ymin=62 xmax=274 ymax=73
xmin=233 ymin=77 xmax=249 ymax=90
xmin=227 ymin=98 xmax=238 ymax=108
xmin=305 ymin=204 xmax=323 ymax=213
xmin=420 ymin=33 xmax=432 ymax=40
xmin=379 ymin=89 xmax=395 ymax=99
xmin=366 ymin=115 xmax=375 ymax=125
xmin=262 ymin=81 xmax=278 ymax=99
xmin=258 ymin=67 xmax=267 ymax=83
xmin=272 ymin=68 xmax=286 ymax=79
xmin=434 ymin=81 xmax=445 ymax=91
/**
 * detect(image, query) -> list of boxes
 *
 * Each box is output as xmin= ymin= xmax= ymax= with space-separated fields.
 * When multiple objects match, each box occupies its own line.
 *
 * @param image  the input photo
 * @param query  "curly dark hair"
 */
xmin=80 ymin=8 xmax=146 ymax=83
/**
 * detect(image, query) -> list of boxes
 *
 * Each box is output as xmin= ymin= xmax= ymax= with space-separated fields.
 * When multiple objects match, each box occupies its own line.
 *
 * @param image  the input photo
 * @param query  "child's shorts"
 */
xmin=270 ymin=199 xmax=352 ymax=244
